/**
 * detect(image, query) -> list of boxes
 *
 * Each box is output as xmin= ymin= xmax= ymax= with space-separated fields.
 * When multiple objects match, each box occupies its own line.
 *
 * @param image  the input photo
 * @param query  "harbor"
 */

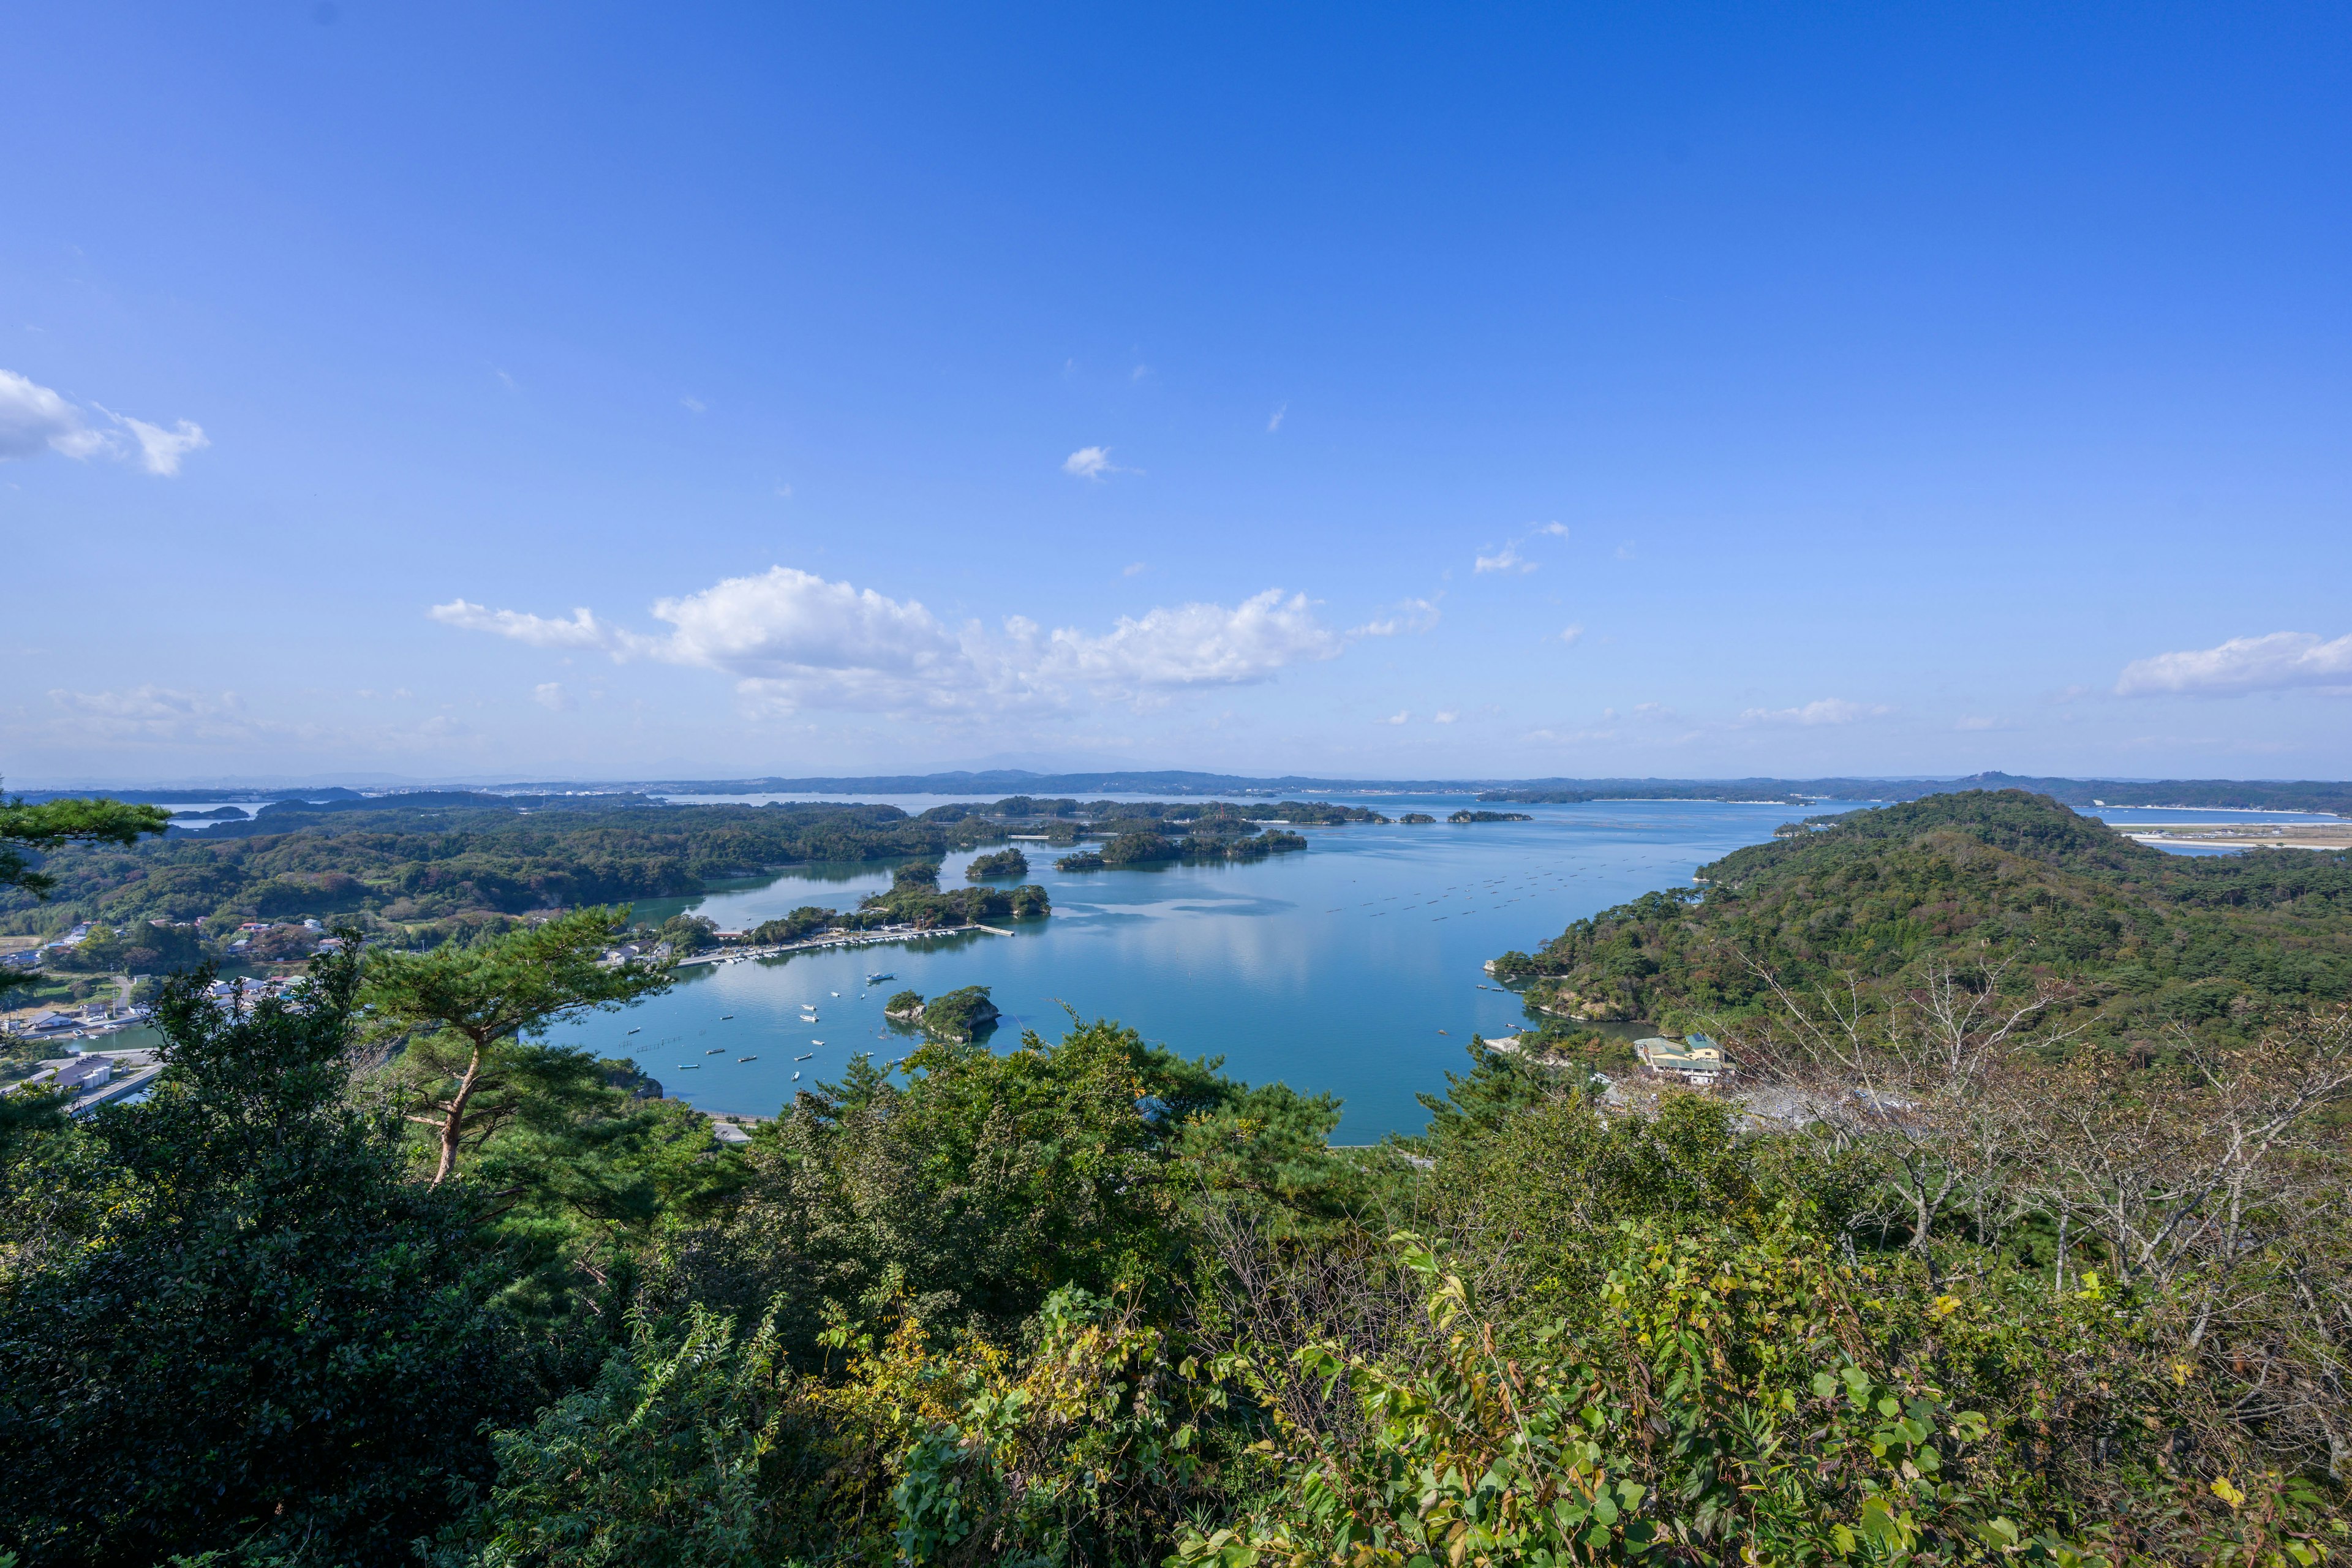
xmin=671 ymin=920 xmax=1019 ymax=968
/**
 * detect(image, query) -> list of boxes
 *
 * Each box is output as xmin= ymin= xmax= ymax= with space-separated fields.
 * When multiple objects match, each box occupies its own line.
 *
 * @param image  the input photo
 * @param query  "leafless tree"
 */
xmin=1732 ymin=955 xmax=2079 ymax=1270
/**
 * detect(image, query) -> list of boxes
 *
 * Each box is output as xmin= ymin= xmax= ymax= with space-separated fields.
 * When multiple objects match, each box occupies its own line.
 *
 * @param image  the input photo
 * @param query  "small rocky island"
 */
xmin=883 ymin=985 xmax=1001 ymax=1042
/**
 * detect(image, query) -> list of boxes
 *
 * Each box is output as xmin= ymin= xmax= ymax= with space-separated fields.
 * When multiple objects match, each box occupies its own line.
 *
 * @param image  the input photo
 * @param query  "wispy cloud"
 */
xmin=1379 ymin=710 xmax=1409 ymax=725
xmin=46 ymin=685 xmax=289 ymax=746
xmin=1123 ymin=562 xmax=1148 ymax=577
xmin=532 ymin=682 xmax=575 ymax=712
xmin=429 ymin=601 xmax=615 ymax=649
xmin=1558 ymin=623 xmax=1586 ymax=646
xmin=0 ymin=369 xmax=208 ymax=476
xmin=1737 ymin=698 xmax=1891 ymax=726
xmin=1474 ymin=522 xmax=1568 ymax=575
xmin=2116 ymin=631 xmax=2352 ymax=696
xmin=681 ymin=396 xmax=707 ymax=414
xmin=1063 ymin=445 xmax=1138 ymax=480
xmin=1352 ymin=597 xmax=1442 ymax=636
xmin=1267 ymin=402 xmax=1287 ymax=432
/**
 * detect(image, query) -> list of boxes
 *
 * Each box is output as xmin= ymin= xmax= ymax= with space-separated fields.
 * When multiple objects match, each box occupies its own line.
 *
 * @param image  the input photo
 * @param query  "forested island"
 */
xmin=0 ymin=793 xmax=1377 ymax=974
xmin=1 ymin=786 xmax=2347 ymax=1562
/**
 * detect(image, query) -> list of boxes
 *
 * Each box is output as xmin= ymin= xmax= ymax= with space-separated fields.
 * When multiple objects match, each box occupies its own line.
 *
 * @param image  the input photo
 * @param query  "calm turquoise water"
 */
xmin=540 ymin=796 xmax=2307 ymax=1139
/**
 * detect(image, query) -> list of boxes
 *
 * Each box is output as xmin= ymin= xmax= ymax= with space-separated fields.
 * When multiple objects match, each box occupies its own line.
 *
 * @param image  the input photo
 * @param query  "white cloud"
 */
xmin=681 ymin=396 xmax=706 ymax=414
xmin=1042 ymin=589 xmax=1341 ymax=690
xmin=1433 ymin=710 xmax=1458 ymax=724
xmin=532 ymin=682 xmax=575 ymax=712
xmin=0 ymin=370 xmax=105 ymax=460
xmin=431 ymin=570 xmax=1344 ymax=717
xmin=1558 ymin=623 xmax=1586 ymax=645
xmin=0 ymin=370 xmax=205 ymax=475
xmin=429 ymin=600 xmax=616 ymax=650
xmin=1352 ymin=597 xmax=1441 ymax=636
xmin=1267 ymin=402 xmax=1287 ymax=432
xmin=1738 ymin=698 xmax=1891 ymax=726
xmin=1474 ymin=522 xmax=1574 ymax=576
xmin=114 ymin=413 xmax=210 ymax=475
xmin=649 ymin=567 xmax=973 ymax=714
xmin=1379 ymin=710 xmax=1409 ymax=725
xmin=1063 ymin=445 xmax=1136 ymax=480
xmin=1123 ymin=562 xmax=1148 ymax=577
xmin=2116 ymin=631 xmax=2352 ymax=696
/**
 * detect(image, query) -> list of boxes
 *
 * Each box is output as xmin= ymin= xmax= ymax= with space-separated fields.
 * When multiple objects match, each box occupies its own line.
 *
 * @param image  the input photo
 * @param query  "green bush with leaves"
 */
xmin=0 ymin=952 xmax=536 ymax=1566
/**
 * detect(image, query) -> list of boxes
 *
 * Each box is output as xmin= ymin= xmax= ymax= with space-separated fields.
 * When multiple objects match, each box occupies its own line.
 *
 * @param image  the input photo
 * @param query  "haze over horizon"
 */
xmin=7 ymin=5 xmax=2349 ymax=789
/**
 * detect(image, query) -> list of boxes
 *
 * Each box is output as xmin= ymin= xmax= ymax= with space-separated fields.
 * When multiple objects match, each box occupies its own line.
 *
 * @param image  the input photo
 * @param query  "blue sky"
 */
xmin=5 ymin=3 xmax=2348 ymax=786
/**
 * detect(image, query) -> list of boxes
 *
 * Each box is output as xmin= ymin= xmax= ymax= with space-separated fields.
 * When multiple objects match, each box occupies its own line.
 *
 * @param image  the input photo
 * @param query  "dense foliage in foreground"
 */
xmin=2 ymin=791 xmax=2348 ymax=1565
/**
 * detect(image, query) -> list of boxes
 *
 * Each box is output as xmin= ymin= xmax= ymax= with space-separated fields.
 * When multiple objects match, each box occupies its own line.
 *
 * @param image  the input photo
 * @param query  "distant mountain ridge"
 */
xmin=19 ymin=769 xmax=2351 ymax=816
xmin=491 ymin=769 xmax=2352 ymax=815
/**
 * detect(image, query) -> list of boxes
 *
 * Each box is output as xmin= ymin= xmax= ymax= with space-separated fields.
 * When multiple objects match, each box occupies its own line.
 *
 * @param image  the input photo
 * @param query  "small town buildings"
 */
xmin=1636 ymin=1033 xmax=1728 ymax=1087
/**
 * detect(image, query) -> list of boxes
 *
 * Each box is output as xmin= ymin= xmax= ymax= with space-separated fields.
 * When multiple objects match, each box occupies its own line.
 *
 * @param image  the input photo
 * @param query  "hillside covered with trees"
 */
xmin=1491 ymin=790 xmax=2352 ymax=1042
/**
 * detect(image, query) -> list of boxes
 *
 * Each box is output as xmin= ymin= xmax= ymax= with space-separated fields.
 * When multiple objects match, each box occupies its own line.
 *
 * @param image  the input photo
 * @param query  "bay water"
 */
xmin=542 ymin=794 xmax=2287 ymax=1140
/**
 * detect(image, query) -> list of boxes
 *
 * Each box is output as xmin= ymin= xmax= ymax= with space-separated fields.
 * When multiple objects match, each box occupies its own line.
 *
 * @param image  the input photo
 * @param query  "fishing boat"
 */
xmin=866 ymin=971 xmax=892 ymax=983
xmin=626 ymin=1028 xmax=640 ymax=1035
xmin=706 ymin=1048 xmax=724 ymax=1054
xmin=679 ymin=1063 xmax=699 ymax=1069
xmin=721 ymin=1014 xmax=733 ymax=1020
xmin=738 ymin=1056 xmax=757 ymax=1063
xmin=794 ymin=1052 xmax=813 ymax=1061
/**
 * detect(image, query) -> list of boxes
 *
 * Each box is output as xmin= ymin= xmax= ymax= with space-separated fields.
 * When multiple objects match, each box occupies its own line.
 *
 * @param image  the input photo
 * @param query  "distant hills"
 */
xmin=500 ymin=769 xmax=2352 ymax=815
xmin=17 ymin=769 xmax=2351 ymax=816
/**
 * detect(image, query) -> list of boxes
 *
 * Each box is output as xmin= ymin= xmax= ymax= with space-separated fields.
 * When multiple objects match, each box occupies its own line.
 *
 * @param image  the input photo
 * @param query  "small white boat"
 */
xmin=810 ymin=1039 xmax=824 ymax=1046
xmin=705 ymin=1048 xmax=724 ymax=1055
xmin=791 ymin=1071 xmax=801 ymax=1080
xmin=794 ymin=1052 xmax=813 ymax=1061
